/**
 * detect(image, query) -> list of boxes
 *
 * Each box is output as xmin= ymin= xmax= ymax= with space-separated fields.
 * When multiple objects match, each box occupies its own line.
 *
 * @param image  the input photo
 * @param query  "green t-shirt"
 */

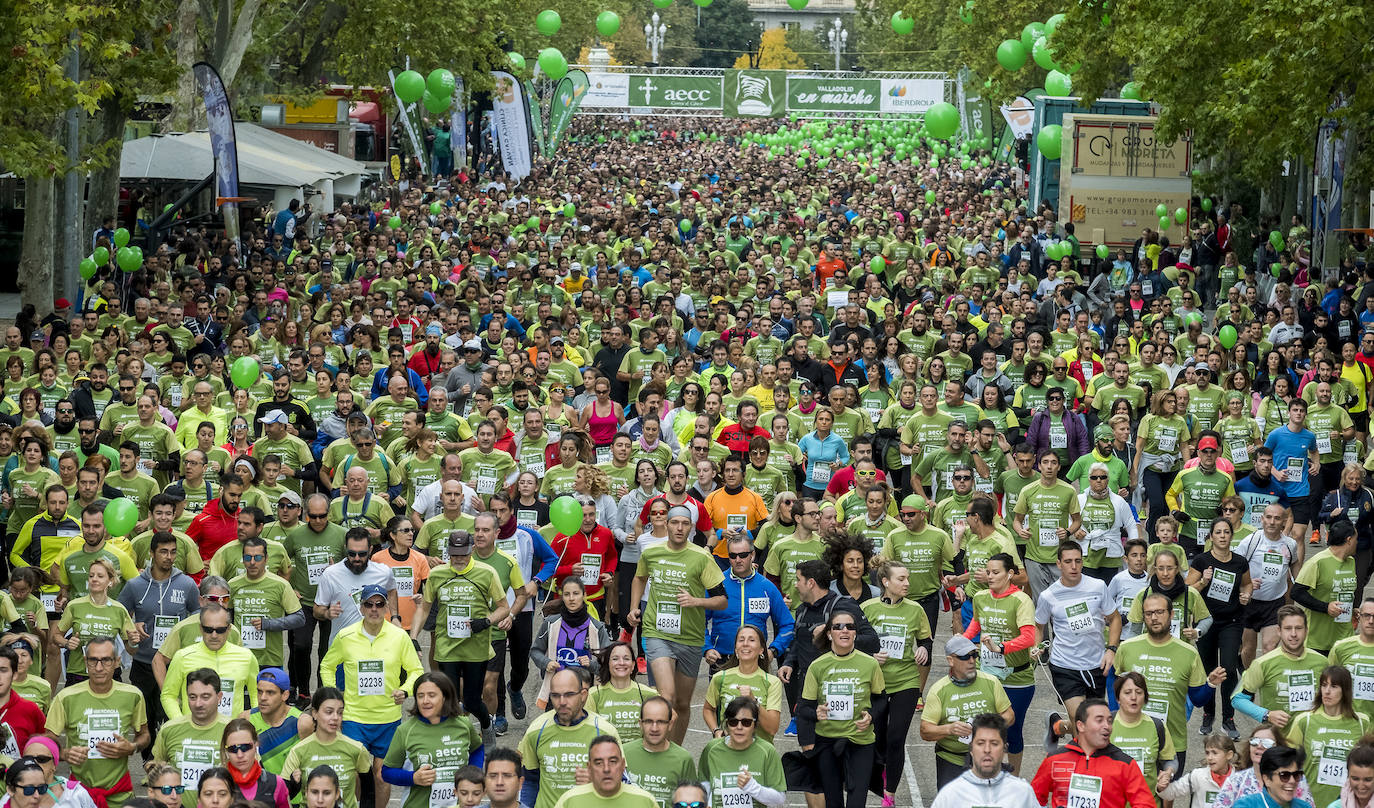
xmin=1168 ymin=467 xmax=1236 ymax=540
xmin=696 ymin=737 xmax=786 ymax=808
xmin=328 ymin=493 xmax=396 ymax=534
xmin=703 ymin=668 xmax=785 ymax=743
xmin=108 ymin=472 xmax=160 ymax=519
xmin=623 ymin=741 xmax=698 ymax=808
xmin=414 ymin=512 xmax=477 ymax=562
xmin=800 ymin=650 xmax=886 ymax=743
xmin=1286 ymin=707 xmax=1373 ymax=808
xmin=968 ymin=588 xmax=1036 ymax=687
xmin=1183 ymin=384 xmax=1226 ymax=432
xmin=150 ymin=714 xmax=229 ymax=808
xmin=551 ymin=783 xmax=657 ymax=808
xmin=1115 ymin=634 xmax=1207 ymax=753
xmin=517 ymin=711 xmax=622 ymax=808
xmin=44 ymin=681 xmax=148 ymax=804
xmin=761 ymin=535 xmax=824 ymax=608
xmin=281 ymin=733 xmax=372 ymax=808
xmin=901 ymin=411 xmax=955 ymax=456
xmin=458 ymin=447 xmax=518 ymax=506
xmin=253 ymin=434 xmax=315 ymax=494
xmin=248 ymin=706 xmax=303 ymax=774
xmin=282 ymin=523 xmax=346 ymax=606
xmin=588 ymin=681 xmax=659 ymax=742
xmin=381 ymin=715 xmax=482 ymax=808
xmin=914 ymin=448 xmax=979 ymax=501
xmin=921 ymin=671 xmax=1011 ymax=764
xmin=880 ymin=525 xmax=954 ymax=599
xmin=635 ymin=542 xmax=726 ymax=647
xmin=743 ymin=465 xmax=788 ymax=510
xmin=1329 ymin=635 xmax=1374 ymax=716
xmin=6 ymin=467 xmax=61 ymax=533
xmin=1109 ymin=713 xmax=1176 ymax=791
xmin=58 ymin=597 xmax=133 ymax=677
xmin=1138 ymin=413 xmax=1191 ymax=466
xmin=1239 ymin=646 xmax=1331 ymax=715
xmin=423 ymin=559 xmax=507 ymax=662
xmin=1296 ymin=548 xmax=1357 ymax=650
xmin=540 ymin=461 xmax=584 ymax=499
xmin=228 ymin=572 xmax=302 ymax=667
xmin=861 ymin=597 xmax=932 ymax=692
xmin=1012 ymin=478 xmax=1082 ymax=564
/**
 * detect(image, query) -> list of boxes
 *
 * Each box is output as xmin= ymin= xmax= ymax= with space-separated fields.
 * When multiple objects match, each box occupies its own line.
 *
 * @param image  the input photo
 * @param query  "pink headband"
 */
xmin=25 ymin=734 xmax=58 ymax=760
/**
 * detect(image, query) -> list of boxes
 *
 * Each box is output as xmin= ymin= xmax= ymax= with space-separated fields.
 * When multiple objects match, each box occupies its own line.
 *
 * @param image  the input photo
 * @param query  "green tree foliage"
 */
xmin=692 ymin=0 xmax=761 ymax=68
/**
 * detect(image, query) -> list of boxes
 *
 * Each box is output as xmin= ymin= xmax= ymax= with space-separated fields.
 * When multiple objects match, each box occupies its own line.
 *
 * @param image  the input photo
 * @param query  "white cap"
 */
xmin=258 ymin=409 xmax=288 ymax=425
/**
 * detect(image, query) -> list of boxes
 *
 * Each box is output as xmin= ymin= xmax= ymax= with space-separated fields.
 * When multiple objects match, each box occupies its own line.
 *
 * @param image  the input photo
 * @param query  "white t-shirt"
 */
xmin=1105 ymin=570 xmax=1150 ymax=640
xmin=314 ymin=561 xmax=399 ymax=642
xmin=1235 ymin=532 xmax=1299 ymax=602
xmin=1034 ymin=575 xmax=1114 ymax=670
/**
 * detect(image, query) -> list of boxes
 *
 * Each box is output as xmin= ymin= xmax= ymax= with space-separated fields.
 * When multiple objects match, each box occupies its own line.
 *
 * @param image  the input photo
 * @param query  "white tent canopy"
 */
xmin=120 ymin=123 xmax=373 ymax=212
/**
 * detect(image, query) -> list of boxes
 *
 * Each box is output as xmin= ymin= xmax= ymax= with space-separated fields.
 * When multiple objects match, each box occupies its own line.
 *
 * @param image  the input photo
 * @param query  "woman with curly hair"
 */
xmin=824 ymin=531 xmax=879 ymax=602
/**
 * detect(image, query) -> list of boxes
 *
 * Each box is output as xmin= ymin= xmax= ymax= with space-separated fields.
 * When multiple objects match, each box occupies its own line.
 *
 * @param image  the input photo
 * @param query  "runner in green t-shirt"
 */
xmin=1234 ymin=605 xmax=1330 ymax=725
xmin=228 ymin=534 xmax=303 ymax=668
xmin=380 ymin=674 xmax=482 ymax=808
xmin=623 ymin=697 xmax=697 ymax=807
xmin=880 ymin=495 xmax=955 ymax=608
xmin=517 ymin=668 xmax=622 ymax=808
xmin=1295 ymin=535 xmax=1359 ymax=653
xmin=919 ymin=635 xmax=1013 ymax=783
xmin=1012 ymin=450 xmax=1082 ymax=596
xmin=696 ymin=703 xmax=787 ymax=808
xmin=799 ymin=612 xmax=887 ymax=807
xmin=150 ymin=668 xmax=229 ymax=808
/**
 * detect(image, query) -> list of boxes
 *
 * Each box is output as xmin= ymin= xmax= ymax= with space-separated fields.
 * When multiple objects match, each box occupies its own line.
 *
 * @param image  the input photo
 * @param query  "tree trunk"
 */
xmin=18 ymin=174 xmax=56 ymax=319
xmin=86 ymin=95 xmax=128 ymax=235
xmin=217 ymin=0 xmax=264 ymax=92
xmin=169 ymin=0 xmax=200 ymax=131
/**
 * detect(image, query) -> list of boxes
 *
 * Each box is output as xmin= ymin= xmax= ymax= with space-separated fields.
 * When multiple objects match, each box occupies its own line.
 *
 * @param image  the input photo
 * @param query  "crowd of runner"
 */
xmin=0 ymin=114 xmax=1372 ymax=808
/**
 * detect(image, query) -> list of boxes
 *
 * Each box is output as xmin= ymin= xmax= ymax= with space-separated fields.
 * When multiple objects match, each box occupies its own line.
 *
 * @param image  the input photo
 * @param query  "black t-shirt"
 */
xmin=1188 ymin=550 xmax=1251 ymax=621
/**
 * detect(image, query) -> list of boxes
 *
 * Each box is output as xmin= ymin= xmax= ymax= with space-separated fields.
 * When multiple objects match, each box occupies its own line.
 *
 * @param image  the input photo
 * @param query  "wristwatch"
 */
xmin=1105 ymin=644 xmax=1118 ymax=652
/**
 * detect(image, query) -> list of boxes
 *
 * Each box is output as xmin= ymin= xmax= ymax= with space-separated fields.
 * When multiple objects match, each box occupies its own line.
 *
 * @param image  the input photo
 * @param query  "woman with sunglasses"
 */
xmin=662 ymin=383 xmax=704 ymax=443
xmin=539 ymin=381 xmax=581 ymax=438
xmin=697 ymin=695 xmax=786 ymax=808
xmin=142 ymin=763 xmax=183 ymax=808
xmin=798 ymin=610 xmax=887 ymax=808
xmin=5 ymin=759 xmax=56 ymax=808
xmin=380 ymin=672 xmax=481 ymax=808
xmin=1280 ymin=666 xmax=1369 ymax=808
xmin=220 ymin=719 xmax=290 ymax=808
xmin=9 ymin=736 xmax=94 ymax=808
xmin=1187 ymin=517 xmax=1253 ymax=738
xmin=752 ymin=492 xmax=797 ymax=570
xmin=1229 ymin=746 xmax=1313 ymax=808
xmin=371 ymin=516 xmax=428 ymax=632
xmin=589 ymin=642 xmax=658 ymax=742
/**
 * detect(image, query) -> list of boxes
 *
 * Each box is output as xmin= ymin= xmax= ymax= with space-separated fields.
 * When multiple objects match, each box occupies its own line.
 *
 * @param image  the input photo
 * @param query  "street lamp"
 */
xmin=827 ymin=18 xmax=848 ymax=71
xmin=645 ymin=12 xmax=667 ymax=65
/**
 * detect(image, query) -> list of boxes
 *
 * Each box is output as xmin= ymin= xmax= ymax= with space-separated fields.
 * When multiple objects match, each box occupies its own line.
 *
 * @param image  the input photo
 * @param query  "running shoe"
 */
xmin=785 ymin=717 xmax=797 ymax=737
xmin=493 ymin=716 xmax=508 ymax=736
xmin=1045 ymin=711 xmax=1062 ymax=749
xmin=1222 ymin=719 xmax=1240 ymax=740
xmin=509 ymin=687 xmax=527 ymax=720
xmin=1200 ymin=716 xmax=1213 ymax=736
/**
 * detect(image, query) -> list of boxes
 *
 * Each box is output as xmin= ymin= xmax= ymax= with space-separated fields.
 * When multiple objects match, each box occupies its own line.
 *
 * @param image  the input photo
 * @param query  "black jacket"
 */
xmin=782 ymin=591 xmax=879 ymax=674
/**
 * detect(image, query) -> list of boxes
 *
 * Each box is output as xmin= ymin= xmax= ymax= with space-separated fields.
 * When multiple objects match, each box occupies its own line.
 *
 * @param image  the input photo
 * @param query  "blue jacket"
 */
xmin=703 ymin=570 xmax=795 ymax=659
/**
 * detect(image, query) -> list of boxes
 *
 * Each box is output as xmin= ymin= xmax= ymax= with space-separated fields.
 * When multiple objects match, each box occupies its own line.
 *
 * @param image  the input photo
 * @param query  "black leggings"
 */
xmin=877 ymin=688 xmax=920 ymax=793
xmin=1196 ymin=619 xmax=1243 ymax=720
xmin=814 ymin=736 xmax=875 ymax=808
xmin=495 ymin=611 xmax=535 ymax=715
xmin=1143 ymin=468 xmax=1177 ymax=537
xmin=290 ymin=609 xmax=331 ymax=694
xmin=441 ymin=659 xmax=491 ymax=729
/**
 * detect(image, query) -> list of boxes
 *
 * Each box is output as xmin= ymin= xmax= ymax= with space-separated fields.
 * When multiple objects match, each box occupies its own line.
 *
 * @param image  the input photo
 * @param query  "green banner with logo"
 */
xmin=628 ymin=75 xmax=723 ymax=109
xmin=548 ymin=70 xmax=589 ymax=152
xmin=724 ymin=70 xmax=786 ymax=118
xmin=786 ymin=77 xmax=880 ymax=113
xmin=524 ymin=79 xmax=547 ymax=158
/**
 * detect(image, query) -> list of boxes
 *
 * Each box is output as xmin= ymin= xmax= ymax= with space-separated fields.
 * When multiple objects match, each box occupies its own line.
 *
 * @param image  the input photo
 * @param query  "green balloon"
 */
xmin=427 ymin=69 xmax=456 ymax=98
xmin=925 ymin=190 xmax=936 ymax=204
xmin=79 ymin=257 xmax=97 ymax=280
xmin=422 ymin=89 xmax=450 ymax=115
xmin=1175 ymin=207 xmax=1187 ymax=224
xmin=103 ymin=498 xmax=138 ymax=538
xmin=430 ymin=202 xmax=441 ymax=215
xmin=693 ymin=0 xmax=712 ymax=7
xmin=93 ymin=247 xmax=109 ymax=266
xmin=1045 ymin=70 xmax=1072 ymax=97
xmin=528 ymin=215 xmax=541 ymax=228
xmin=1217 ymin=325 xmax=1238 ymax=350
xmin=652 ymin=0 xmax=671 ymax=7
xmin=1045 ymin=12 xmax=1066 ymax=35
xmin=230 ymin=356 xmax=261 ymax=389
xmin=1159 ymin=216 xmax=1171 ymax=231
xmin=1121 ymin=81 xmax=1142 ymax=101
xmin=535 ymin=9 xmax=561 ymax=36
xmin=537 ymin=48 xmax=568 ymax=80
xmin=113 ymin=228 xmax=130 ymax=248
xmin=1270 ymin=230 xmax=1285 ymax=248
xmin=549 ymin=495 xmax=583 ymax=536
xmin=958 ymin=1 xmax=975 ymax=23
xmin=1021 ymin=21 xmax=1046 ymax=51
xmin=1095 ymin=244 xmax=1109 ymax=259
xmin=596 ymin=10 xmax=621 ymax=37
xmin=1155 ymin=203 xmax=1168 ymax=217
xmin=890 ymin=11 xmax=915 ymax=34
xmin=564 ymin=202 xmax=575 ymax=218
xmin=116 ymin=246 xmax=141 ymax=272
xmin=508 ymin=52 xmax=526 ymax=71
xmin=1035 ymin=124 xmax=1062 ymax=160
xmin=1271 ymin=262 xmax=1283 ymax=277
xmin=679 ymin=220 xmax=692 ymax=233
xmin=926 ymin=102 xmax=959 ymax=139
xmin=1201 ymin=198 xmax=1214 ymax=212
xmin=960 ymin=158 xmax=972 ymax=170
xmin=1032 ymin=36 xmax=1058 ymax=71
xmin=395 ymin=70 xmax=425 ymax=104
xmin=870 ymin=256 xmax=885 ymax=273
xmin=787 ymin=0 xmax=808 ymax=8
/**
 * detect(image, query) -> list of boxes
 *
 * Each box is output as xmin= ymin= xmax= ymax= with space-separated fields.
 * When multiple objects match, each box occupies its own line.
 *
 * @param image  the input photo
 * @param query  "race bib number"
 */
xmin=476 ymin=471 xmax=498 ymax=495
xmin=809 ymin=464 xmax=833 ymax=485
xmin=1143 ymin=698 xmax=1169 ymax=723
xmin=727 ymin=514 xmax=747 ymax=531
xmin=497 ymin=538 xmax=518 ymax=556
xmin=716 ymin=787 xmax=750 ymax=808
xmin=1207 ymin=568 xmax=1236 ymax=601
xmin=1355 ymin=664 xmax=1374 ymax=703
xmin=152 ymin=615 xmax=178 ymax=649
xmin=1230 ymin=442 xmax=1249 ymax=464
xmin=357 ymin=660 xmax=385 ymax=696
xmin=528 ymin=460 xmax=546 ymax=477
xmin=1158 ymin=427 xmax=1178 ymax=453
xmin=878 ymin=624 xmax=906 ymax=661
xmin=178 ymin=743 xmax=215 ymax=791
xmin=1065 ymin=602 xmax=1095 ymax=633
xmin=1039 ymin=526 xmax=1061 ymax=547
xmin=1261 ymin=551 xmax=1287 ymax=585
xmin=394 ymin=567 xmax=414 ymax=598
xmin=1318 ymin=744 xmax=1348 ymax=787
xmin=218 ymin=680 xmax=235 ymax=716
xmin=1141 ymin=280 xmax=1154 ymax=296
xmin=447 ymin=605 xmax=472 ymax=639
xmin=86 ymin=711 xmax=121 ymax=760
xmin=655 ymin=602 xmax=682 ymax=635
xmin=1067 ymin=773 xmax=1103 ymax=808
xmin=1287 ymin=456 xmax=1305 ymax=482
xmin=595 ymin=446 xmax=612 ymax=465
xmin=429 ymin=774 xmax=457 ymax=808
xmin=748 ymin=597 xmax=770 ymax=615
xmin=1347 ymin=446 xmax=1360 ymax=465
xmin=40 ymin=592 xmax=57 ymax=612
xmin=307 ymin=554 xmax=330 ymax=585
xmin=240 ymin=619 xmax=266 ymax=649
xmin=579 ymin=553 xmax=602 ymax=585
xmin=981 ymin=635 xmax=1004 ymax=668
xmin=1288 ymin=671 xmax=1316 ymax=712
xmin=517 ymin=509 xmax=538 ymax=527
xmin=1050 ymin=427 xmax=1067 ymax=449
xmin=827 ymin=290 xmax=849 ymax=309
xmin=824 ymin=682 xmax=854 ymax=721
xmin=1317 ymin=436 xmax=1332 ymax=454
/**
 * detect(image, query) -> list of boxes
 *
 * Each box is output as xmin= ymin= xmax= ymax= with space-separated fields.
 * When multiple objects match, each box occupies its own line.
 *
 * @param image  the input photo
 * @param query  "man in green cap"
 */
xmin=1066 ymin=424 xmax=1130 ymax=495
xmin=880 ymin=493 xmax=956 ymax=694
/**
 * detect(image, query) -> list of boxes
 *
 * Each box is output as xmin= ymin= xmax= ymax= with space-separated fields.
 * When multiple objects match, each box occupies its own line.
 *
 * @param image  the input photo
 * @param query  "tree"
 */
xmin=782 ymin=25 xmax=828 ymax=71
xmin=736 ymin=27 xmax=806 ymax=70
xmin=692 ymin=0 xmax=761 ymax=68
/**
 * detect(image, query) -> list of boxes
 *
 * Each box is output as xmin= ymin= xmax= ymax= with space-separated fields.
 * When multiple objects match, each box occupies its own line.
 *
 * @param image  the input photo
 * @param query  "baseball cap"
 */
xmin=359 ymin=584 xmax=388 ymax=604
xmin=54 ymin=298 xmax=71 ymax=310
xmin=277 ymin=490 xmax=302 ymax=507
xmin=426 ymin=323 xmax=443 ymax=337
xmin=448 ymin=530 xmax=474 ymax=554
xmin=258 ymin=409 xmax=288 ymax=425
xmin=550 ymin=336 xmax=565 ymax=345
xmin=462 ymin=338 xmax=483 ymax=351
xmin=257 ymin=667 xmax=291 ymax=691
xmin=1197 ymin=436 xmax=1220 ymax=451
xmin=945 ymin=635 xmax=978 ymax=658
xmin=900 ymin=494 xmax=928 ymax=511
xmin=1094 ymin=424 xmax=1113 ymax=442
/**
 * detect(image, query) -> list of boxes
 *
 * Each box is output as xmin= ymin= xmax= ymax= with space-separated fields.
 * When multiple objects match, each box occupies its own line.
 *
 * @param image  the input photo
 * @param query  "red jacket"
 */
xmin=187 ymin=497 xmax=241 ymax=566
xmin=0 ymin=690 xmax=46 ymax=750
xmin=1032 ymin=741 xmax=1155 ymax=808
xmin=550 ymin=525 xmax=618 ymax=602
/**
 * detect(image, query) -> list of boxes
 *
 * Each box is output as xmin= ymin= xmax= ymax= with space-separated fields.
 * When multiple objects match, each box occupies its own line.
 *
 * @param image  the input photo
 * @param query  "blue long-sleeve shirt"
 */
xmin=526 ymin=527 xmax=558 ymax=584
xmin=370 ymin=367 xmax=429 ymax=406
xmin=703 ymin=570 xmax=795 ymax=659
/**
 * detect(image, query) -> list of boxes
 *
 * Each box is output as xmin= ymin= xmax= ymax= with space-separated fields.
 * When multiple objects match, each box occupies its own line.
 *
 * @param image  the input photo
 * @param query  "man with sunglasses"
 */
xmin=73 ymin=416 xmax=119 ymax=469
xmin=45 ymin=635 xmax=150 ymax=807
xmin=668 ymin=783 xmax=709 ymax=808
xmin=703 ymin=536 xmax=795 ymax=676
xmin=227 ymin=530 xmax=305 ymax=670
xmin=161 ymin=604 xmax=259 ymax=721
xmin=1074 ymin=460 xmax=1137 ymax=583
xmin=881 ymin=494 xmax=956 ymax=664
xmin=150 ymin=667 xmax=228 ymax=808
xmin=315 ymin=529 xmax=401 ymax=645
xmin=920 ymin=635 xmax=1015 ymax=788
xmin=281 ymin=494 xmax=346 ymax=701
xmin=98 ymin=374 xmax=142 ymax=437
